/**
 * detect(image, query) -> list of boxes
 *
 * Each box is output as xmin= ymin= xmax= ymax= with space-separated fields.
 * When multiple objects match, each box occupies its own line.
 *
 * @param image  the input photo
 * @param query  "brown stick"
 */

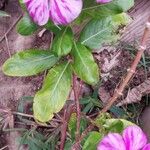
xmin=0 ymin=15 xmax=22 ymax=43
xmin=72 ymin=17 xmax=150 ymax=146
xmin=60 ymin=104 xmax=74 ymax=150
xmin=73 ymin=75 xmax=82 ymax=142
xmin=60 ymin=108 xmax=68 ymax=150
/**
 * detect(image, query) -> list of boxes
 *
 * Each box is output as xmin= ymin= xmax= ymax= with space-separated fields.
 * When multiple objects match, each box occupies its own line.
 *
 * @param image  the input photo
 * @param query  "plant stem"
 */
xmin=73 ymin=75 xmax=82 ymax=143
xmin=12 ymin=111 xmax=34 ymax=118
xmin=60 ymin=104 xmax=74 ymax=150
xmin=71 ymin=125 xmax=94 ymax=150
xmin=0 ymin=145 xmax=8 ymax=150
xmin=60 ymin=109 xmax=68 ymax=150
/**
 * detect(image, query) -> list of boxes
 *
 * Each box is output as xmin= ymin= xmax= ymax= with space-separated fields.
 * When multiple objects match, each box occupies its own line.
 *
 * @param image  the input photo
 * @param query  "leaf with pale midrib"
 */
xmin=33 ymin=62 xmax=72 ymax=122
xmin=2 ymin=50 xmax=59 ymax=76
xmin=71 ymin=42 xmax=99 ymax=85
xmin=52 ymin=27 xmax=73 ymax=57
xmin=80 ymin=13 xmax=131 ymax=49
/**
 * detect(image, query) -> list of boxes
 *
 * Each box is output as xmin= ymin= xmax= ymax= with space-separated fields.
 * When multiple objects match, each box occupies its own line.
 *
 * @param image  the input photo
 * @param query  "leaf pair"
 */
xmin=2 ymin=41 xmax=99 ymax=122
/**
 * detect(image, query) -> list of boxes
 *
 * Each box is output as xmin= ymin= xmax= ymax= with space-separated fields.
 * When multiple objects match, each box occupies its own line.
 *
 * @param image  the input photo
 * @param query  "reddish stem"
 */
xmin=73 ymin=75 xmax=82 ymax=142
xmin=60 ymin=104 xmax=74 ymax=150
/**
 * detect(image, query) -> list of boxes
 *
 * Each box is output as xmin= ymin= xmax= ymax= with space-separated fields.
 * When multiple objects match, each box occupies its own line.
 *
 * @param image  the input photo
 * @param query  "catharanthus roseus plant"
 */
xmin=2 ymin=0 xmax=134 ymax=123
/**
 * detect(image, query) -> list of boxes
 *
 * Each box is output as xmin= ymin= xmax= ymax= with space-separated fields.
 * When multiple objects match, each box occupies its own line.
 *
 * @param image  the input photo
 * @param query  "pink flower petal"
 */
xmin=49 ymin=0 xmax=83 ymax=25
xmin=123 ymin=126 xmax=147 ymax=150
xmin=143 ymin=144 xmax=150 ymax=150
xmin=23 ymin=0 xmax=50 ymax=26
xmin=97 ymin=133 xmax=126 ymax=150
xmin=96 ymin=0 xmax=112 ymax=3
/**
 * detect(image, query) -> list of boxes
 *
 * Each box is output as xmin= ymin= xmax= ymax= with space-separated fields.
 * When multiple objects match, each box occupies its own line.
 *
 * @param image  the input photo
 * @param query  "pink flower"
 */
xmin=23 ymin=0 xmax=83 ymax=26
xmin=49 ymin=0 xmax=83 ymax=25
xmin=97 ymin=126 xmax=150 ymax=150
xmin=96 ymin=0 xmax=112 ymax=3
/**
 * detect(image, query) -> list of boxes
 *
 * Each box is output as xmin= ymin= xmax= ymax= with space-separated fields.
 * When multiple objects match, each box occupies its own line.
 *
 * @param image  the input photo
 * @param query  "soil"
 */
xmin=97 ymin=46 xmax=150 ymax=104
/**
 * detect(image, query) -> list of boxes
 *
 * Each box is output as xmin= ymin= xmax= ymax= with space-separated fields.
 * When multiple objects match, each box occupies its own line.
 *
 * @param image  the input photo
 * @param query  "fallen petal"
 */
xmin=143 ymin=144 xmax=150 ymax=150
xmin=23 ymin=0 xmax=50 ymax=26
xmin=123 ymin=126 xmax=147 ymax=150
xmin=97 ymin=133 xmax=126 ymax=150
xmin=96 ymin=0 xmax=112 ymax=3
xmin=49 ymin=0 xmax=83 ymax=25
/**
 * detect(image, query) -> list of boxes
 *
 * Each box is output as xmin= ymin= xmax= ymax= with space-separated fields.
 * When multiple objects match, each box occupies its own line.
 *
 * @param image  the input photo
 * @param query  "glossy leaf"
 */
xmin=52 ymin=27 xmax=73 ymax=57
xmin=80 ymin=13 xmax=131 ymax=49
xmin=45 ymin=21 xmax=61 ymax=33
xmin=90 ymin=0 xmax=134 ymax=18
xmin=78 ymin=0 xmax=134 ymax=21
xmin=33 ymin=62 xmax=72 ymax=122
xmin=83 ymin=131 xmax=102 ymax=150
xmin=3 ymin=50 xmax=59 ymax=76
xmin=105 ymin=119 xmax=135 ymax=130
xmin=71 ymin=42 xmax=99 ymax=85
xmin=17 ymin=14 xmax=38 ymax=36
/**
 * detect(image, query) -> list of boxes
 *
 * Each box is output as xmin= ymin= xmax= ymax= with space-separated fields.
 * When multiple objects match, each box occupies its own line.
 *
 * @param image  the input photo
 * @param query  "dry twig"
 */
xmin=60 ymin=104 xmax=74 ymax=150
xmin=0 ymin=15 xmax=22 ymax=42
xmin=73 ymin=75 xmax=82 ymax=142
xmin=101 ymin=17 xmax=150 ymax=113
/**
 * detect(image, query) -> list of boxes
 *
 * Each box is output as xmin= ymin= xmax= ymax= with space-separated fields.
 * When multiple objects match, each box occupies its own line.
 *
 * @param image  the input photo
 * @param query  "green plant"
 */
xmin=1 ymin=0 xmax=136 ymax=149
xmin=2 ymin=0 xmax=134 ymax=123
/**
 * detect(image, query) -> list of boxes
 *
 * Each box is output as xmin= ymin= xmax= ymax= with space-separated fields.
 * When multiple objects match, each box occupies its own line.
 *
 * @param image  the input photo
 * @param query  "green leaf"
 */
xmin=0 ymin=10 xmax=10 ymax=17
xmin=33 ymin=62 xmax=72 ymax=122
xmin=3 ymin=50 xmax=59 ymax=76
xmin=110 ymin=106 xmax=126 ymax=117
xmin=45 ymin=21 xmax=61 ymax=33
xmin=52 ymin=27 xmax=73 ymax=57
xmin=19 ymin=0 xmax=26 ymax=10
xmin=80 ymin=17 xmax=114 ymax=49
xmin=80 ymin=13 xmax=131 ymax=49
xmin=95 ymin=113 xmax=111 ymax=130
xmin=71 ymin=42 xmax=99 ymax=85
xmin=95 ymin=0 xmax=134 ymax=18
xmin=64 ymin=139 xmax=73 ymax=150
xmin=80 ymin=0 xmax=134 ymax=19
xmin=83 ymin=131 xmax=102 ymax=150
xmin=111 ymin=12 xmax=132 ymax=27
xmin=68 ymin=113 xmax=88 ymax=141
xmin=105 ymin=120 xmax=124 ymax=133
xmin=17 ymin=14 xmax=38 ymax=36
xmin=20 ymin=130 xmax=49 ymax=150
xmin=105 ymin=119 xmax=135 ymax=130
